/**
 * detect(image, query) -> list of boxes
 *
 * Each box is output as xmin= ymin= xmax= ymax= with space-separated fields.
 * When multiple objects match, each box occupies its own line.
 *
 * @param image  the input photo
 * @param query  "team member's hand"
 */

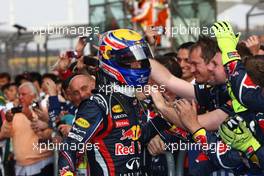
xmin=147 ymin=135 xmax=165 ymax=156
xmin=145 ymin=26 xmax=161 ymax=46
xmin=52 ymin=53 xmax=71 ymax=72
xmin=244 ymin=35 xmax=260 ymax=56
xmin=31 ymin=119 xmax=48 ymax=132
xmin=5 ymin=110 xmax=14 ymax=122
xmin=33 ymin=108 xmax=49 ymax=122
xmin=75 ymin=37 xmax=87 ymax=58
xmin=219 ymin=115 xmax=261 ymax=158
xmin=150 ymin=88 xmax=166 ymax=111
xmin=42 ymin=78 xmax=57 ymax=96
xmin=52 ymin=134 xmax=63 ymax=144
xmin=58 ymin=124 xmax=72 ymax=137
xmin=212 ymin=21 xmax=240 ymax=65
xmin=174 ymin=99 xmax=201 ymax=133
xmin=0 ymin=121 xmax=12 ymax=138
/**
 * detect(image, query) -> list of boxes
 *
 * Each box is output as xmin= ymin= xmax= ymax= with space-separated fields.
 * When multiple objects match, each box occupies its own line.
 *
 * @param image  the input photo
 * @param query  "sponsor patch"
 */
xmin=115 ymin=119 xmax=130 ymax=128
xmin=115 ymin=142 xmax=135 ymax=155
xmin=68 ymin=132 xmax=83 ymax=142
xmin=75 ymin=118 xmax=90 ymax=128
xmin=113 ymin=113 xmax=128 ymax=120
xmin=72 ymin=125 xmax=86 ymax=135
xmin=126 ymin=157 xmax=140 ymax=170
xmin=227 ymin=51 xmax=240 ymax=59
xmin=120 ymin=125 xmax=141 ymax=141
xmin=112 ymin=104 xmax=123 ymax=113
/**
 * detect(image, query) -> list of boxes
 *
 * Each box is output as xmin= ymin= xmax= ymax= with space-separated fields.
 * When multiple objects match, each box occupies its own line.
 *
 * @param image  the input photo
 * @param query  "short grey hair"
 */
xmin=19 ymin=82 xmax=39 ymax=98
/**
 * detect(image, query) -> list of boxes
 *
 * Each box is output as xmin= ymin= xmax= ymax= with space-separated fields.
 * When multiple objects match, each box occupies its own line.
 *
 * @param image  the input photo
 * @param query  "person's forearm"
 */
xmin=149 ymin=59 xmax=196 ymax=100
xmin=198 ymin=109 xmax=228 ymax=131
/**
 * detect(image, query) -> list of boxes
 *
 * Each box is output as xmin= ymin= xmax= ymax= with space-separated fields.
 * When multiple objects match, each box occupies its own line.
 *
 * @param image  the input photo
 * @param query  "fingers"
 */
xmin=174 ymin=99 xmax=188 ymax=118
xmin=219 ymin=124 xmax=234 ymax=142
xmin=31 ymin=119 xmax=48 ymax=132
xmin=150 ymin=89 xmax=163 ymax=100
xmin=245 ymin=35 xmax=260 ymax=47
xmin=52 ymin=135 xmax=63 ymax=144
xmin=173 ymin=99 xmax=200 ymax=133
xmin=1 ymin=122 xmax=12 ymax=135
xmin=147 ymin=135 xmax=165 ymax=156
xmin=222 ymin=21 xmax=231 ymax=32
xmin=212 ymin=21 xmax=236 ymax=37
xmin=150 ymin=88 xmax=166 ymax=109
xmin=212 ymin=22 xmax=224 ymax=34
xmin=159 ymin=137 xmax=165 ymax=150
xmin=234 ymin=115 xmax=243 ymax=122
xmin=5 ymin=110 xmax=14 ymax=122
xmin=226 ymin=115 xmax=244 ymax=129
xmin=148 ymin=144 xmax=165 ymax=156
xmin=191 ymin=99 xmax=197 ymax=114
xmin=147 ymin=143 xmax=156 ymax=156
xmin=173 ymin=99 xmax=183 ymax=114
xmin=212 ymin=24 xmax=219 ymax=35
xmin=173 ymin=99 xmax=192 ymax=113
xmin=58 ymin=124 xmax=67 ymax=131
xmin=34 ymin=108 xmax=48 ymax=121
xmin=31 ymin=120 xmax=41 ymax=131
xmin=249 ymin=35 xmax=259 ymax=43
xmin=33 ymin=108 xmax=42 ymax=115
xmin=31 ymin=122 xmax=39 ymax=132
xmin=58 ymin=124 xmax=71 ymax=137
xmin=145 ymin=26 xmax=161 ymax=37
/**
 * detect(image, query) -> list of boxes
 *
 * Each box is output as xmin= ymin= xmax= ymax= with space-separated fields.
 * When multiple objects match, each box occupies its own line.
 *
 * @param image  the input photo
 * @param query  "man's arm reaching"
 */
xmin=150 ymin=59 xmax=196 ymax=100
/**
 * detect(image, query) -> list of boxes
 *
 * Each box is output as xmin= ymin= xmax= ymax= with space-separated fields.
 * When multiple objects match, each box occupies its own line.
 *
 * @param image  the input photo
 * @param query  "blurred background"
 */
xmin=0 ymin=0 xmax=263 ymax=76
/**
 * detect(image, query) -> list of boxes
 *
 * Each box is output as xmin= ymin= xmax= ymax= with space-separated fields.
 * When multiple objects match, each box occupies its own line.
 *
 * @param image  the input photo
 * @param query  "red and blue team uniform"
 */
xmin=225 ymin=60 xmax=264 ymax=170
xmin=58 ymin=91 xmax=170 ymax=176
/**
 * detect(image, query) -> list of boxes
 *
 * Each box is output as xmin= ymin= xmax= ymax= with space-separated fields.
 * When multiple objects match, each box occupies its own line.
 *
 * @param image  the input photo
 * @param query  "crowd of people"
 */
xmin=0 ymin=21 xmax=263 ymax=176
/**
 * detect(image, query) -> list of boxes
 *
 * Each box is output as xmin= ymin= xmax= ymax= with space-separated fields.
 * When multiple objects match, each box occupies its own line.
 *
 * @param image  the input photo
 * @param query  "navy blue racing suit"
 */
xmin=191 ymin=73 xmax=264 ymax=175
xmin=187 ymin=83 xmax=254 ymax=176
xmin=58 ymin=91 xmax=170 ymax=176
xmin=225 ymin=60 xmax=264 ymax=170
xmin=226 ymin=60 xmax=264 ymax=112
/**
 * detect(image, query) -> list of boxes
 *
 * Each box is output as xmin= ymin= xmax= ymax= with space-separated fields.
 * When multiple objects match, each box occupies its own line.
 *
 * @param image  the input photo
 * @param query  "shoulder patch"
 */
xmin=112 ymin=104 xmax=123 ymax=113
xmin=75 ymin=118 xmax=90 ymax=128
